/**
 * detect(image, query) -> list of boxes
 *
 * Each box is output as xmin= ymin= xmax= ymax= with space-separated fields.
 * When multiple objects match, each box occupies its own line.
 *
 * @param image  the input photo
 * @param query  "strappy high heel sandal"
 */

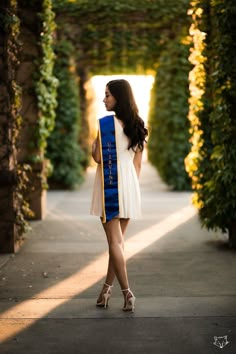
xmin=122 ymin=288 xmax=135 ymax=313
xmin=96 ymin=283 xmax=113 ymax=308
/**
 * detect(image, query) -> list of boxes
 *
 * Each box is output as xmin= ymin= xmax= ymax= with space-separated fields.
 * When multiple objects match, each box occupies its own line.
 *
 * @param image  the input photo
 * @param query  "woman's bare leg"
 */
xmin=103 ymin=218 xmax=130 ymax=291
xmin=104 ymin=218 xmax=129 ymax=286
xmin=120 ymin=218 xmax=130 ymax=234
xmin=97 ymin=218 xmax=130 ymax=303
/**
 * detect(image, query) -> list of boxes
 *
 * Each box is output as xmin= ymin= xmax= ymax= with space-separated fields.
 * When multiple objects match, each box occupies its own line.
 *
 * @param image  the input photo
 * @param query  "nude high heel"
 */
xmin=96 ymin=283 xmax=113 ymax=308
xmin=122 ymin=288 xmax=135 ymax=313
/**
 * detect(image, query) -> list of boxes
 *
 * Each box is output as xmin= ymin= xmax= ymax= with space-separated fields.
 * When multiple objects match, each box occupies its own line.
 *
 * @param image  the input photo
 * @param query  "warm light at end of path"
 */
xmin=0 ymin=205 xmax=195 ymax=343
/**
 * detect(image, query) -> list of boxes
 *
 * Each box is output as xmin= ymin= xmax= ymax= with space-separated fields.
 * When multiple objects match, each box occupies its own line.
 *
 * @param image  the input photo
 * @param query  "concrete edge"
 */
xmin=0 ymin=255 xmax=12 ymax=270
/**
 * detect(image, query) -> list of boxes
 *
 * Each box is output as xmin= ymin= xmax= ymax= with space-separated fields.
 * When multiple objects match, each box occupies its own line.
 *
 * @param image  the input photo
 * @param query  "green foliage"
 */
xmin=185 ymin=0 xmax=236 ymax=232
xmin=1 ymin=0 xmax=58 ymax=241
xmin=53 ymin=0 xmax=191 ymax=75
xmin=34 ymin=0 xmax=58 ymax=161
xmin=148 ymin=33 xmax=192 ymax=190
xmin=185 ymin=1 xmax=212 ymax=206
xmin=47 ymin=40 xmax=85 ymax=188
xmin=53 ymin=0 xmax=193 ymax=191
xmin=0 ymin=0 xmax=32 ymax=237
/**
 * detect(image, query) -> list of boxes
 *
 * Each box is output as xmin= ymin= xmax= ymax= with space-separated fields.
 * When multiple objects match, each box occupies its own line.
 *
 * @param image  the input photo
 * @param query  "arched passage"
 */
xmin=1 ymin=0 xmax=235 ymax=252
xmin=0 ymin=0 xmax=192 ymax=252
xmin=48 ymin=0 xmax=191 ymax=190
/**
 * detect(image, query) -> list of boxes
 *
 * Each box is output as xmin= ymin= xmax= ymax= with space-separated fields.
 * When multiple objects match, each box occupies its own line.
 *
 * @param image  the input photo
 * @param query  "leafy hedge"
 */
xmin=53 ymin=0 xmax=191 ymax=75
xmin=34 ymin=0 xmax=58 ymax=161
xmin=0 ymin=0 xmax=31 ymax=238
xmin=53 ymin=0 xmax=192 ymax=191
xmin=185 ymin=0 xmax=236 ymax=243
xmin=185 ymin=1 xmax=212 ymax=207
xmin=46 ymin=40 xmax=85 ymax=188
xmin=0 ymin=0 xmax=58 ymax=247
xmin=148 ymin=33 xmax=191 ymax=190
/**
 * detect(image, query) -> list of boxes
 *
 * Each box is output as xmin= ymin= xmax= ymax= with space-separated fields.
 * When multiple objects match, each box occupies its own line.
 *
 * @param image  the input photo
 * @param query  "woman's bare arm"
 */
xmin=92 ymin=133 xmax=101 ymax=164
xmin=133 ymin=149 xmax=143 ymax=178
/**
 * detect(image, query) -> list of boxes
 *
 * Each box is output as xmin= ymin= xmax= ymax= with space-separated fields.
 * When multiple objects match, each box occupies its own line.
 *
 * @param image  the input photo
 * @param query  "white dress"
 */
xmin=90 ymin=117 xmax=141 ymax=219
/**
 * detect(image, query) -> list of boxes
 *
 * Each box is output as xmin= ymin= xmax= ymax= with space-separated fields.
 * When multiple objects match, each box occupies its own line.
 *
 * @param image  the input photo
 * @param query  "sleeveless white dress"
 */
xmin=90 ymin=116 xmax=141 ymax=219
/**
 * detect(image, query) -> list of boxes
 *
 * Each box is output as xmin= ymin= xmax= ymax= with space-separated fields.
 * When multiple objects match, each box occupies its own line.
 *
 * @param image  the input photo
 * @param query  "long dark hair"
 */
xmin=107 ymin=79 xmax=148 ymax=151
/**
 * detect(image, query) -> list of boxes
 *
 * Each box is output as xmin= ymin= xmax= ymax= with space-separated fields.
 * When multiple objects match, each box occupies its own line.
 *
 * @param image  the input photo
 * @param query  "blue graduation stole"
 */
xmin=99 ymin=115 xmax=119 ymax=223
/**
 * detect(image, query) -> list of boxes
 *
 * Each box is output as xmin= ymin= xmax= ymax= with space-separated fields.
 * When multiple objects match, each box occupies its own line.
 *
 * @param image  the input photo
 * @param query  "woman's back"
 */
xmin=115 ymin=117 xmax=135 ymax=162
xmin=90 ymin=116 xmax=141 ymax=219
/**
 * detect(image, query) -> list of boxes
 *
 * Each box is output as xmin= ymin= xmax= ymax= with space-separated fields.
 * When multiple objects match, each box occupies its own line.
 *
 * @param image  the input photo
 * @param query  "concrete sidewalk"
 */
xmin=0 ymin=162 xmax=236 ymax=354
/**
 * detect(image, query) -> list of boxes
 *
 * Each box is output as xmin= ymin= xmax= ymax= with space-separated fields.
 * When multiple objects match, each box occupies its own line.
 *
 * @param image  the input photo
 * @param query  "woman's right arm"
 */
xmin=92 ymin=133 xmax=101 ymax=164
xmin=133 ymin=148 xmax=143 ymax=178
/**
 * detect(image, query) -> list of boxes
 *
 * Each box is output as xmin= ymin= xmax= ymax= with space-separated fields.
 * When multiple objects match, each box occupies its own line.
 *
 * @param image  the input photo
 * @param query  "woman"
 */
xmin=90 ymin=79 xmax=148 ymax=312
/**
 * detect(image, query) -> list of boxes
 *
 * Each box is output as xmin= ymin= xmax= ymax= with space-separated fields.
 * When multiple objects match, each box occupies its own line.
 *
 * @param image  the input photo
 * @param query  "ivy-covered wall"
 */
xmin=185 ymin=0 xmax=236 ymax=246
xmin=18 ymin=0 xmax=58 ymax=163
xmin=4 ymin=0 xmax=236 ymax=252
xmin=0 ymin=0 xmax=58 ymax=252
xmin=54 ymin=0 xmax=190 ymax=74
xmin=0 ymin=0 xmax=26 ymax=252
xmin=47 ymin=40 xmax=85 ymax=188
xmin=16 ymin=0 xmax=58 ymax=220
xmin=54 ymin=0 xmax=191 ymax=191
xmin=34 ymin=0 xmax=58 ymax=161
xmin=148 ymin=31 xmax=191 ymax=190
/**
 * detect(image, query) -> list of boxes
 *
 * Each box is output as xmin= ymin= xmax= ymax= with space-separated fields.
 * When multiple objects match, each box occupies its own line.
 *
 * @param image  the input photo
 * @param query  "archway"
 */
xmin=0 ymin=0 xmax=191 ymax=252
xmin=48 ymin=0 xmax=191 ymax=190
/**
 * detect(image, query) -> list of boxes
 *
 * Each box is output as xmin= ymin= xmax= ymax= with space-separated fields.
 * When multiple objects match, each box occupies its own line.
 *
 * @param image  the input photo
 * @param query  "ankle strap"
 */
xmin=104 ymin=282 xmax=113 ymax=288
xmin=121 ymin=288 xmax=130 ymax=292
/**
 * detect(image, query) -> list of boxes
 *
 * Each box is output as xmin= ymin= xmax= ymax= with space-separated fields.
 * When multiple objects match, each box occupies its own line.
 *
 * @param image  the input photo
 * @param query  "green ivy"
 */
xmin=206 ymin=0 xmax=236 ymax=234
xmin=185 ymin=0 xmax=236 ymax=238
xmin=185 ymin=0 xmax=212 ymax=207
xmin=46 ymin=40 xmax=85 ymax=188
xmin=52 ymin=0 xmax=192 ymax=191
xmin=34 ymin=0 xmax=58 ymax=161
xmin=53 ymin=0 xmax=191 ymax=74
xmin=148 ymin=32 xmax=192 ymax=190
xmin=0 ymin=0 xmax=32 ymax=238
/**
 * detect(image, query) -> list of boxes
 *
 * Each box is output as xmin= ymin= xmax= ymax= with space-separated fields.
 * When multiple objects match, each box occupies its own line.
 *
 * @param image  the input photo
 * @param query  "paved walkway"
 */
xmin=0 ymin=162 xmax=236 ymax=353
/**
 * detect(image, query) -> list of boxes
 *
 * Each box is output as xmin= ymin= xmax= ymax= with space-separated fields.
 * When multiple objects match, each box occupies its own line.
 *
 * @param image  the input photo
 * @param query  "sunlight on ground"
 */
xmin=91 ymin=75 xmax=154 ymax=125
xmin=0 ymin=205 xmax=195 ymax=343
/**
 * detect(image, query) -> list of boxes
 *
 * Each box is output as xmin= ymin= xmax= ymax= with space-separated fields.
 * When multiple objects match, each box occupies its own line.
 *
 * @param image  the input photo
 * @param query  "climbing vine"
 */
xmin=185 ymin=0 xmax=236 ymax=244
xmin=0 ymin=0 xmax=58 ymax=247
xmin=53 ymin=0 xmax=192 ymax=190
xmin=2 ymin=0 xmax=236 ymax=251
xmin=47 ymin=40 xmax=85 ymax=188
xmin=185 ymin=0 xmax=211 ymax=206
xmin=34 ymin=0 xmax=58 ymax=161
xmin=148 ymin=31 xmax=192 ymax=190
xmin=0 ymin=0 xmax=32 ymax=240
xmin=54 ymin=0 xmax=191 ymax=74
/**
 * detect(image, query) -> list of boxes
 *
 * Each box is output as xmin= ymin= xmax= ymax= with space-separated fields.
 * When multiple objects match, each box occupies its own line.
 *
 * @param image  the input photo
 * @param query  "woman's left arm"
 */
xmin=133 ymin=149 xmax=143 ymax=178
